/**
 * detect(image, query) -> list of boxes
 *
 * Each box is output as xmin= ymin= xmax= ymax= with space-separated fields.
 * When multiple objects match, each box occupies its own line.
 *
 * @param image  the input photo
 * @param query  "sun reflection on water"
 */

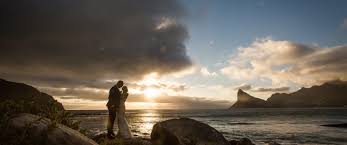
xmin=129 ymin=110 xmax=161 ymax=136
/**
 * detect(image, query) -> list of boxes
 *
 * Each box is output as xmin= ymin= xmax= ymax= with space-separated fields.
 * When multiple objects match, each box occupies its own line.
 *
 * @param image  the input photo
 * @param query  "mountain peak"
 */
xmin=231 ymin=90 xmax=266 ymax=108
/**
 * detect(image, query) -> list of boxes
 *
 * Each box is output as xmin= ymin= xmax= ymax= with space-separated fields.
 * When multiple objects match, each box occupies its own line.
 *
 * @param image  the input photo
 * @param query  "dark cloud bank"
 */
xmin=0 ymin=0 xmax=191 ymax=86
xmin=0 ymin=0 xmax=229 ymax=109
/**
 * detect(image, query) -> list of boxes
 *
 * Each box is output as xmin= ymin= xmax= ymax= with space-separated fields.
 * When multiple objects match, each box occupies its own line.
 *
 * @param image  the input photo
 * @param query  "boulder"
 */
xmin=321 ymin=123 xmax=347 ymax=128
xmin=229 ymin=138 xmax=255 ymax=145
xmin=265 ymin=141 xmax=281 ymax=145
xmin=150 ymin=118 xmax=229 ymax=145
xmin=2 ymin=113 xmax=98 ymax=145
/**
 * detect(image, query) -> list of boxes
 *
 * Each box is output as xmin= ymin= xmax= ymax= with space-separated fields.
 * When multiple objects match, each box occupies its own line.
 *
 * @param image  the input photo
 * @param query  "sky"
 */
xmin=1 ymin=0 xmax=347 ymax=110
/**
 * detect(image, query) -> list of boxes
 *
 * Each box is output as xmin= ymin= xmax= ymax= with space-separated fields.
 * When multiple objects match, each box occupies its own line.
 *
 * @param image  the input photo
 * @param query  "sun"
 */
xmin=143 ymin=88 xmax=161 ymax=98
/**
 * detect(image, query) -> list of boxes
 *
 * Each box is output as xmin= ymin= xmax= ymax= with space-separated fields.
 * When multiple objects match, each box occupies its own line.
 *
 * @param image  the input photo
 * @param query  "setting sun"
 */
xmin=143 ymin=88 xmax=161 ymax=98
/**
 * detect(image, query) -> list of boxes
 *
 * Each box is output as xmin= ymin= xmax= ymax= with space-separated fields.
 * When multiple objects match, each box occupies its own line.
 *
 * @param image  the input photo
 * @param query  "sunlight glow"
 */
xmin=138 ymin=72 xmax=159 ymax=85
xmin=143 ymin=88 xmax=161 ymax=98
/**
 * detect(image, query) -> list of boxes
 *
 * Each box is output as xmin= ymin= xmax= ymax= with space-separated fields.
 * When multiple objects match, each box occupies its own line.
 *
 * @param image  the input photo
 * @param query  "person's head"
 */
xmin=116 ymin=80 xmax=124 ymax=88
xmin=122 ymin=86 xmax=128 ymax=93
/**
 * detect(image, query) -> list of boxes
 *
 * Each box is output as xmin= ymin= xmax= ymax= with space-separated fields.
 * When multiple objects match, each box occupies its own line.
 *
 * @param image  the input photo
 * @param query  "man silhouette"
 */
xmin=106 ymin=80 xmax=123 ymax=138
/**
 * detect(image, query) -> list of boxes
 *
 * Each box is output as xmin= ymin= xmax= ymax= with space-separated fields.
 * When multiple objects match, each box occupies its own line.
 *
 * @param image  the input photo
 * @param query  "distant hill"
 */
xmin=230 ymin=89 xmax=266 ymax=108
xmin=0 ymin=78 xmax=64 ymax=111
xmin=230 ymin=80 xmax=347 ymax=108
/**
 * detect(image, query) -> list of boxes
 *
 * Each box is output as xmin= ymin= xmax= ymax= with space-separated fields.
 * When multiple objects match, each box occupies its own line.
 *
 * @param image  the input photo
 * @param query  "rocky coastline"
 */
xmin=0 ymin=78 xmax=280 ymax=145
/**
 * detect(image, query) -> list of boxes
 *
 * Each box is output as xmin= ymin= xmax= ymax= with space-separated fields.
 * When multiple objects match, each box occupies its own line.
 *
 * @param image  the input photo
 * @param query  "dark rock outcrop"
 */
xmin=230 ymin=80 xmax=347 ymax=108
xmin=0 ymin=78 xmax=64 ymax=110
xmin=265 ymin=141 xmax=281 ymax=145
xmin=230 ymin=89 xmax=266 ymax=108
xmin=321 ymin=123 xmax=347 ymax=128
xmin=2 ymin=113 xmax=98 ymax=145
xmin=151 ymin=118 xmax=230 ymax=145
xmin=229 ymin=138 xmax=255 ymax=145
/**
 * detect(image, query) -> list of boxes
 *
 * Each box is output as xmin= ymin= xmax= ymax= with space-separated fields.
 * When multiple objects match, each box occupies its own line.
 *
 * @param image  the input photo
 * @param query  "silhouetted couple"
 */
xmin=106 ymin=80 xmax=132 ymax=139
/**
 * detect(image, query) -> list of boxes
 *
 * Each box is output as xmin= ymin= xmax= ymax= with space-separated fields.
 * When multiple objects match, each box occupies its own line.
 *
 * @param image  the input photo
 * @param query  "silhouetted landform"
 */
xmin=321 ymin=123 xmax=347 ymax=128
xmin=231 ymin=89 xmax=267 ymax=108
xmin=0 ymin=79 xmax=81 ymax=135
xmin=230 ymin=80 xmax=347 ymax=108
xmin=0 ymin=78 xmax=64 ymax=110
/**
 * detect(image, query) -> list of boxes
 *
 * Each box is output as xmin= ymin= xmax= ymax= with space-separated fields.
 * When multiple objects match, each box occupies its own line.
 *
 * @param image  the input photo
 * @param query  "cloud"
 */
xmin=233 ymin=83 xmax=289 ymax=92
xmin=252 ymin=86 xmax=290 ymax=92
xmin=39 ymin=79 xmax=188 ymax=100
xmin=128 ymin=82 xmax=187 ymax=93
xmin=233 ymin=84 xmax=252 ymax=91
xmin=39 ymin=86 xmax=109 ymax=101
xmin=39 ymin=86 xmax=230 ymax=109
xmin=0 ymin=0 xmax=191 ymax=87
xmin=221 ymin=38 xmax=347 ymax=86
xmin=154 ymin=95 xmax=230 ymax=109
xmin=343 ymin=18 xmax=347 ymax=28
xmin=200 ymin=67 xmax=218 ymax=77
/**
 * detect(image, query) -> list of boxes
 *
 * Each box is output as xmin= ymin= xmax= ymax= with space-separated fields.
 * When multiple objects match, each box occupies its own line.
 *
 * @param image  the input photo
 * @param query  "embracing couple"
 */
xmin=106 ymin=80 xmax=132 ymax=139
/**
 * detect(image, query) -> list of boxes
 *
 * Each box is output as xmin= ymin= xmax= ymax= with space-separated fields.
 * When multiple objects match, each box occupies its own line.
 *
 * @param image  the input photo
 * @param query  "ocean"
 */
xmin=70 ymin=108 xmax=347 ymax=145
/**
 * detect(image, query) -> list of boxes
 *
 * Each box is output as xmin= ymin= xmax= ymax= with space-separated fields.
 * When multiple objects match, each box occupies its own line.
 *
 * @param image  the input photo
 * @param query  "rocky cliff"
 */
xmin=230 ymin=80 xmax=347 ymax=108
xmin=230 ymin=89 xmax=266 ymax=108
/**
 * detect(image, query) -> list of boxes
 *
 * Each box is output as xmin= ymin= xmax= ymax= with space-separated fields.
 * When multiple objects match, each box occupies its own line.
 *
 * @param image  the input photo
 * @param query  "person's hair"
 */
xmin=122 ymin=86 xmax=128 ymax=93
xmin=116 ymin=80 xmax=124 ymax=88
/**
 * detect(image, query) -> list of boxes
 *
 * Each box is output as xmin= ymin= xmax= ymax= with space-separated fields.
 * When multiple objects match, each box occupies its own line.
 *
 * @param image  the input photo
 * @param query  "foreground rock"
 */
xmin=2 ymin=113 xmax=98 ymax=145
xmin=321 ymin=123 xmax=347 ymax=128
xmin=93 ymin=133 xmax=151 ymax=145
xmin=229 ymin=138 xmax=255 ymax=145
xmin=151 ymin=118 xmax=230 ymax=145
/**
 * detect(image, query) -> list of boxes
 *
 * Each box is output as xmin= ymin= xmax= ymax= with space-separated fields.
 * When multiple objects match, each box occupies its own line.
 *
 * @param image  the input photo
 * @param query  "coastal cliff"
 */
xmin=230 ymin=80 xmax=347 ymax=108
xmin=230 ymin=89 xmax=266 ymax=108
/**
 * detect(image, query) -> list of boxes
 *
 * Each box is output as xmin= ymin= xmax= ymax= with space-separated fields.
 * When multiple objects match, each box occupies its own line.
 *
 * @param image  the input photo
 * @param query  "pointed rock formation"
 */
xmin=230 ymin=89 xmax=266 ymax=108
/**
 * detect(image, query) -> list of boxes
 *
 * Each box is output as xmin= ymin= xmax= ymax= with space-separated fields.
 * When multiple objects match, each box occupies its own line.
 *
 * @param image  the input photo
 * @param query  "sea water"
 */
xmin=70 ymin=108 xmax=347 ymax=145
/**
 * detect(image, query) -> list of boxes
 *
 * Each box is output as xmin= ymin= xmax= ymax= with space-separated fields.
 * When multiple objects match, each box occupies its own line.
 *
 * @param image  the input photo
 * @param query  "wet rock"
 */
xmin=321 ymin=123 xmax=347 ymax=128
xmin=2 ymin=113 xmax=98 ymax=145
xmin=151 ymin=118 xmax=229 ymax=145
xmin=229 ymin=138 xmax=255 ymax=145
xmin=265 ymin=141 xmax=281 ymax=145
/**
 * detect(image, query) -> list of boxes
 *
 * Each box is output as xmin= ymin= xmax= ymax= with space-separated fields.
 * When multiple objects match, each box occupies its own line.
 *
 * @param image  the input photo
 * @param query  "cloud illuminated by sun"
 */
xmin=138 ymin=72 xmax=160 ymax=86
xmin=137 ymin=72 xmax=163 ymax=98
